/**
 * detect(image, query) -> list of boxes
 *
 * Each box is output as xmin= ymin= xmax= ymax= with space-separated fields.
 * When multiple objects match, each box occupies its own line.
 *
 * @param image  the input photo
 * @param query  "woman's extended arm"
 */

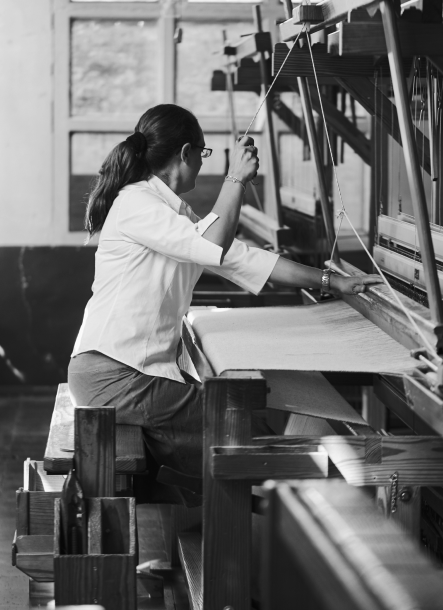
xmin=202 ymin=136 xmax=258 ymax=261
xmin=269 ymin=256 xmax=383 ymax=295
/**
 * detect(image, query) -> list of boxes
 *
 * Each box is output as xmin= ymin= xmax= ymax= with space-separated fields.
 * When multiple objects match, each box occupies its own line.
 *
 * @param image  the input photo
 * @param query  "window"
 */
xmin=54 ymin=0 xmax=284 ymax=235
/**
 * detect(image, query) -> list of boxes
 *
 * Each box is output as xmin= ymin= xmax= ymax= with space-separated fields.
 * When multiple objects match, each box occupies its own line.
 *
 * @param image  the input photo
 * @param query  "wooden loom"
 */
xmin=173 ymin=1 xmax=443 ymax=609
xmin=212 ymin=9 xmax=372 ymax=267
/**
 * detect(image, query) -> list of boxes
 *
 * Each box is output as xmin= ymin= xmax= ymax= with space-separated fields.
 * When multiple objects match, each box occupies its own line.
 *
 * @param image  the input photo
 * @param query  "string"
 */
xmin=305 ymin=31 xmax=437 ymax=357
xmin=243 ymin=24 xmax=306 ymax=138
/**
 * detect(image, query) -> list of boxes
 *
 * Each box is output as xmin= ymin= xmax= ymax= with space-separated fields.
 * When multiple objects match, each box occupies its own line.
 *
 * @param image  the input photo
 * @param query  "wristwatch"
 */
xmin=321 ymin=268 xmax=332 ymax=296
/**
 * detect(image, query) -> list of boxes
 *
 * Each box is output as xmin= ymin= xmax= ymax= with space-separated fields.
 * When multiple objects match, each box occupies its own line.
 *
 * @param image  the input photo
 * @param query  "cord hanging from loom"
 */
xmin=304 ymin=31 xmax=439 ymax=358
xmin=242 ymin=24 xmax=306 ymax=137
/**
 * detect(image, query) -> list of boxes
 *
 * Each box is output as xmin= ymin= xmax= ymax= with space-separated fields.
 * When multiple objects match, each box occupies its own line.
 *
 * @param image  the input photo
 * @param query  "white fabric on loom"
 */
xmin=188 ymin=300 xmax=417 ymax=376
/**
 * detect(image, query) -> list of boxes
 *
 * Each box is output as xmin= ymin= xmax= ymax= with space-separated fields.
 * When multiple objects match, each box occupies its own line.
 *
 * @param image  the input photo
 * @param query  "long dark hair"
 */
xmin=85 ymin=104 xmax=201 ymax=237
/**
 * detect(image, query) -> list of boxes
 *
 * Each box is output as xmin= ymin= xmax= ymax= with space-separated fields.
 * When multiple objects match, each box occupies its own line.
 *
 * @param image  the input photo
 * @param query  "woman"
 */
xmin=68 ymin=104 xmax=380 ymax=504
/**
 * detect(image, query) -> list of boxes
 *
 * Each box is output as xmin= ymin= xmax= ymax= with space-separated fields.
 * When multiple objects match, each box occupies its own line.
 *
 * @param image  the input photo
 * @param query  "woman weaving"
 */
xmin=68 ymin=104 xmax=380 ymax=504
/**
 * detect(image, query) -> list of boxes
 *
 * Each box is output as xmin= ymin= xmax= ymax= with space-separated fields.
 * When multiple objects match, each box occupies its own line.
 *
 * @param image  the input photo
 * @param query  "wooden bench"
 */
xmin=262 ymin=479 xmax=443 ymax=610
xmin=44 ymin=383 xmax=147 ymax=493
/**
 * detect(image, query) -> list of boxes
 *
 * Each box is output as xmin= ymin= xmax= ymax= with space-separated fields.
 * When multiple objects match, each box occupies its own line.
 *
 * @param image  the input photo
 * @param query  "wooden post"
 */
xmin=427 ymin=61 xmax=440 ymax=225
xmin=298 ymin=76 xmax=340 ymax=263
xmin=253 ymin=5 xmax=284 ymax=234
xmin=203 ymin=372 xmax=266 ymax=610
xmin=380 ymin=0 xmax=443 ymax=330
xmin=74 ymin=407 xmax=116 ymax=498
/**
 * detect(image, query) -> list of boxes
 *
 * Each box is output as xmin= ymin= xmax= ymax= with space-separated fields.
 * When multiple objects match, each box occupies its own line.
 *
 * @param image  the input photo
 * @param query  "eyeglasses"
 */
xmin=193 ymin=145 xmax=213 ymax=158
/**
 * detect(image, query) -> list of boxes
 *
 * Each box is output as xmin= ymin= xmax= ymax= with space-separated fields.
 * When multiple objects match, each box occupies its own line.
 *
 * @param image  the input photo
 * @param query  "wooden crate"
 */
xmin=13 ymin=459 xmax=64 ymax=582
xmin=54 ymin=496 xmax=137 ymax=610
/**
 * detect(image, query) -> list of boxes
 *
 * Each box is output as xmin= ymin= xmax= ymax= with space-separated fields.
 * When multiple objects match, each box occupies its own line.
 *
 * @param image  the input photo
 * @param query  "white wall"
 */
xmin=0 ymin=0 xmax=60 ymax=246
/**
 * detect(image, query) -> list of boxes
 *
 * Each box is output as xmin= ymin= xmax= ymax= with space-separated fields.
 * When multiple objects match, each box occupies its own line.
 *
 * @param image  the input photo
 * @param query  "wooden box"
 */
xmin=13 ymin=459 xmax=64 ymax=581
xmin=54 ymin=496 xmax=137 ymax=610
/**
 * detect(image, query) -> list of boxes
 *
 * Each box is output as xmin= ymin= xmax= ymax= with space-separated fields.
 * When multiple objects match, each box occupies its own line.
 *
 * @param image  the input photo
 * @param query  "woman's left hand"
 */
xmin=331 ymin=274 xmax=384 ymax=296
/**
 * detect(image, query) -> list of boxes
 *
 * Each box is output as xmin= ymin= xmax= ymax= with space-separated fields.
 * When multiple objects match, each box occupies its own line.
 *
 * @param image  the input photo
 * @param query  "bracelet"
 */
xmin=320 ymin=268 xmax=332 ymax=295
xmin=225 ymin=175 xmax=246 ymax=192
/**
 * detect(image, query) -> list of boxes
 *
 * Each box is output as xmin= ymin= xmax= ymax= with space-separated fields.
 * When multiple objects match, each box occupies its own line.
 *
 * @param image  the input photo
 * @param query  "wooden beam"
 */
xmin=322 ymin=435 xmax=443 ymax=486
xmin=328 ymin=22 xmax=443 ymax=56
xmin=210 ymin=445 xmax=328 ymax=479
xmin=381 ymin=0 xmax=443 ymax=327
xmin=337 ymin=76 xmax=432 ymax=175
xmin=298 ymin=76 xmax=340 ymax=261
xmin=239 ymin=204 xmax=293 ymax=248
xmin=403 ymin=373 xmax=443 ymax=436
xmin=254 ymin=6 xmax=284 ymax=233
xmin=203 ymin=373 xmax=266 ymax=610
xmin=279 ymin=0 xmax=379 ymax=40
xmin=308 ymin=87 xmax=371 ymax=165
xmin=273 ymin=42 xmax=389 ymax=78
xmin=224 ymin=32 xmax=272 ymax=61
xmin=271 ymin=94 xmax=303 ymax=138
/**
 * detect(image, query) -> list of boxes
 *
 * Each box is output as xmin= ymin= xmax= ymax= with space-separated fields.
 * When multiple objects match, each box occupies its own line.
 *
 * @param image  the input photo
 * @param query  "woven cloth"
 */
xmin=188 ymin=300 xmax=417 ymax=376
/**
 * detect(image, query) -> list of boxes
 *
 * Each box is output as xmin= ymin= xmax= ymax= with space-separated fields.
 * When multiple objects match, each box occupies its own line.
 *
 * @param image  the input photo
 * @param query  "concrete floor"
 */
xmin=0 ymin=389 xmax=188 ymax=610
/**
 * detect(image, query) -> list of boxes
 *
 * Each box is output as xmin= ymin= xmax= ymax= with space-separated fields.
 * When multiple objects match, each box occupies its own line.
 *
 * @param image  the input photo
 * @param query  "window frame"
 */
xmin=54 ymin=0 xmax=284 ymax=236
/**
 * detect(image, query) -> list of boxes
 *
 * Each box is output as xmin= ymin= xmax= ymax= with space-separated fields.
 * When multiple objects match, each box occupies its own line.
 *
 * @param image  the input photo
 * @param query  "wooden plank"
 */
xmin=15 ymin=534 xmax=53 ymax=554
xmin=15 ymin=551 xmax=54 ymax=583
xmin=178 ymin=533 xmax=203 ymax=610
xmin=270 ymin=480 xmax=443 ymax=610
xmin=54 ymin=555 xmax=137 ymax=610
xmin=203 ymin=374 xmax=265 ymax=610
xmin=273 ymin=43 xmax=391 ymax=78
xmin=101 ymin=497 xmax=131 ymax=555
xmin=321 ymin=435 xmax=443 ymax=486
xmin=54 ymin=498 xmax=137 ymax=610
xmin=28 ymin=492 xmax=61 ymax=535
xmin=16 ymin=489 xmax=29 ymax=536
xmin=210 ymin=445 xmax=328 ymax=479
xmin=44 ymin=384 xmax=146 ymax=474
xmin=329 ymin=22 xmax=443 ymax=56
xmin=88 ymin=498 xmax=102 ymax=555
xmin=75 ymin=407 xmax=115 ymax=498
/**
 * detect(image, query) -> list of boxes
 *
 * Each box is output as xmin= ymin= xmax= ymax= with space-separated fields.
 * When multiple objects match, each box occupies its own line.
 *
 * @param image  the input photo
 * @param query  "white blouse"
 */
xmin=72 ymin=176 xmax=279 ymax=383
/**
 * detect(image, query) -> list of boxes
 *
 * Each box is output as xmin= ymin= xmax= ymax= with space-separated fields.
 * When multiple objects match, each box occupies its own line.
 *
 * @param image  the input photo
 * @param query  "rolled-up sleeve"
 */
xmin=205 ymin=238 xmax=279 ymax=295
xmin=117 ymin=190 xmax=222 ymax=267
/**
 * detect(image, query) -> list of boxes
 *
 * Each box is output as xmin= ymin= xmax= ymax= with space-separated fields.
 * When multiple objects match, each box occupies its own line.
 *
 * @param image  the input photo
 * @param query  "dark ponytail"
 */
xmin=85 ymin=104 xmax=201 ymax=237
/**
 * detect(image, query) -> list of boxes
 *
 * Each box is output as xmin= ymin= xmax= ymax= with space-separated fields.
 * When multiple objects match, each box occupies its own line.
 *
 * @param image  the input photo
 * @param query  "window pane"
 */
xmin=70 ymin=132 xmax=129 ymax=231
xmin=176 ymin=22 xmax=259 ymax=118
xmin=71 ymin=20 xmax=158 ymax=116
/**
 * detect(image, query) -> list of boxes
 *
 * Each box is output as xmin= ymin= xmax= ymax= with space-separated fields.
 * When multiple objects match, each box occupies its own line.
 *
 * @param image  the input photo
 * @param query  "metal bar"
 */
xmin=253 ymin=5 xmax=284 ymax=233
xmin=298 ymin=76 xmax=340 ymax=263
xmin=380 ymin=0 xmax=443 ymax=328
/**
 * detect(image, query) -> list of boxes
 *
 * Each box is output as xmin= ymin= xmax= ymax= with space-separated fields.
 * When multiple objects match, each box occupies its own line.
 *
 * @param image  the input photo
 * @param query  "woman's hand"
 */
xmin=227 ymin=136 xmax=259 ymax=184
xmin=331 ymin=274 xmax=383 ymax=296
